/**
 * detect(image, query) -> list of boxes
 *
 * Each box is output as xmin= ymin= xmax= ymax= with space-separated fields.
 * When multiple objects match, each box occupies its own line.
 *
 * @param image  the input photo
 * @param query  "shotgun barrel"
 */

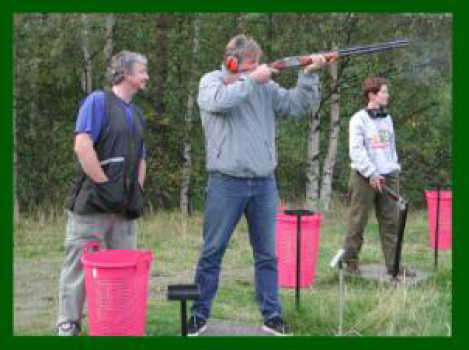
xmin=269 ymin=39 xmax=410 ymax=70
xmin=338 ymin=39 xmax=409 ymax=57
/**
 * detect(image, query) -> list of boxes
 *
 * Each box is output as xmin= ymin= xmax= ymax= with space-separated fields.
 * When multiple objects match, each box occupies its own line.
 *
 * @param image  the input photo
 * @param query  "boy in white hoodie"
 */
xmin=344 ymin=77 xmax=414 ymax=277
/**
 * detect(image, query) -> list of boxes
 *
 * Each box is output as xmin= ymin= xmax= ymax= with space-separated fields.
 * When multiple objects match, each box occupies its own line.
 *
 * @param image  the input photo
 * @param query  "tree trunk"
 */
xmin=103 ymin=14 xmax=115 ymax=83
xmin=306 ymin=108 xmax=321 ymax=211
xmin=13 ymin=17 xmax=20 ymax=223
xmin=81 ymin=14 xmax=92 ymax=94
xmin=320 ymin=59 xmax=341 ymax=212
xmin=179 ymin=15 xmax=200 ymax=215
xmin=265 ymin=14 xmax=274 ymax=62
xmin=153 ymin=14 xmax=169 ymax=115
xmin=28 ymin=15 xmax=43 ymax=211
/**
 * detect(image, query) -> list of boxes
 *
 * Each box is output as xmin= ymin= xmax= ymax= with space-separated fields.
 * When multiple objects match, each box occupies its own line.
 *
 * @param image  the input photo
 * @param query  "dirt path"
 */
xmin=14 ymin=256 xmax=253 ymax=335
xmin=14 ymin=257 xmax=62 ymax=334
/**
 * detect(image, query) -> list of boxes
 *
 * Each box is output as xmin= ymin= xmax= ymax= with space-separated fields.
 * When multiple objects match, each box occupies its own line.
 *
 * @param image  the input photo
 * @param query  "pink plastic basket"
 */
xmin=81 ymin=242 xmax=153 ymax=336
xmin=276 ymin=213 xmax=322 ymax=288
xmin=425 ymin=190 xmax=452 ymax=250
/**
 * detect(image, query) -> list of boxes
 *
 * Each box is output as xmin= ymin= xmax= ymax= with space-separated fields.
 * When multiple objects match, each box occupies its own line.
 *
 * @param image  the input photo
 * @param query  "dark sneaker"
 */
xmin=263 ymin=316 xmax=292 ymax=336
xmin=387 ymin=266 xmax=417 ymax=278
xmin=187 ymin=315 xmax=207 ymax=336
xmin=345 ymin=260 xmax=361 ymax=275
xmin=57 ymin=322 xmax=80 ymax=336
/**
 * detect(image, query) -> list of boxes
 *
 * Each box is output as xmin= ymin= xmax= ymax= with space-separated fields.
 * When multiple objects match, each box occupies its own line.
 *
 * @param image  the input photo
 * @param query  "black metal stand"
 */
xmin=167 ymin=284 xmax=200 ymax=336
xmin=434 ymin=185 xmax=441 ymax=270
xmin=283 ymin=209 xmax=314 ymax=311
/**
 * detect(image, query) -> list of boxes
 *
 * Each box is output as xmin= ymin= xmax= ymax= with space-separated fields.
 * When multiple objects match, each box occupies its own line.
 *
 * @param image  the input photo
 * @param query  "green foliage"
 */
xmin=14 ymin=13 xmax=451 ymax=213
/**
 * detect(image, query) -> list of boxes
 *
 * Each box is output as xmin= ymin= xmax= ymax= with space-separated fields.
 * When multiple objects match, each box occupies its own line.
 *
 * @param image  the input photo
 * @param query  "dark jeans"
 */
xmin=191 ymin=172 xmax=281 ymax=321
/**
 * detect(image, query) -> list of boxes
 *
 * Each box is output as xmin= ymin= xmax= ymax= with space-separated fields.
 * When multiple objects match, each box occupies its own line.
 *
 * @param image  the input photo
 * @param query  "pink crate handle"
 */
xmin=136 ymin=250 xmax=153 ymax=272
xmin=82 ymin=241 xmax=100 ymax=259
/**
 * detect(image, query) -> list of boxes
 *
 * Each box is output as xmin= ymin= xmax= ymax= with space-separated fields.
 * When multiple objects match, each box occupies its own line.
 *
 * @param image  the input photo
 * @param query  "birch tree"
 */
xmin=320 ymin=56 xmax=341 ymax=211
xmin=153 ymin=13 xmax=169 ymax=116
xmin=103 ymin=14 xmax=115 ymax=72
xmin=179 ymin=15 xmax=200 ymax=215
xmin=13 ymin=15 xmax=21 ymax=223
xmin=81 ymin=14 xmax=93 ymax=94
xmin=305 ymin=108 xmax=321 ymax=211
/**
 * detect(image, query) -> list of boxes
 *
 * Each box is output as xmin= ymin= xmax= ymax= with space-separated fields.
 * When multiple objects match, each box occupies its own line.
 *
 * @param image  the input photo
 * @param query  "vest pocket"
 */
xmin=87 ymin=159 xmax=127 ymax=213
xmin=92 ymin=177 xmax=126 ymax=213
xmin=101 ymin=157 xmax=125 ymax=181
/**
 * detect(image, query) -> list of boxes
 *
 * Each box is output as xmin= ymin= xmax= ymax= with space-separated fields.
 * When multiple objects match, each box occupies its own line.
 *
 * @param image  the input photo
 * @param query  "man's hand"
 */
xmin=304 ymin=54 xmax=328 ymax=74
xmin=370 ymin=174 xmax=385 ymax=192
xmin=249 ymin=64 xmax=279 ymax=84
xmin=138 ymin=159 xmax=146 ymax=189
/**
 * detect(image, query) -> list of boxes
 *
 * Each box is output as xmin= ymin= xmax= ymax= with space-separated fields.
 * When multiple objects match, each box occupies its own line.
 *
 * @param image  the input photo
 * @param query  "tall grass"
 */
xmin=14 ymin=201 xmax=452 ymax=336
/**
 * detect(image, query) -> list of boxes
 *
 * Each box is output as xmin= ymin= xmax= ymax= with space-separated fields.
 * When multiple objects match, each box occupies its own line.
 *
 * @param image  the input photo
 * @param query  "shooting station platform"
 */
xmin=199 ymin=319 xmax=270 ymax=336
xmin=345 ymin=264 xmax=430 ymax=286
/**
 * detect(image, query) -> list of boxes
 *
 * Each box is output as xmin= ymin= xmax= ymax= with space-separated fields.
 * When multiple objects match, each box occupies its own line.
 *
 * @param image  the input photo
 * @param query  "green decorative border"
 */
xmin=2 ymin=0 xmax=466 ymax=349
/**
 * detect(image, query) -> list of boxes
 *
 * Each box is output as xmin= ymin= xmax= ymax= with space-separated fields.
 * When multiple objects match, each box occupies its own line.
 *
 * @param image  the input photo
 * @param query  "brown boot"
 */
xmin=345 ymin=261 xmax=360 ymax=275
xmin=387 ymin=266 xmax=416 ymax=278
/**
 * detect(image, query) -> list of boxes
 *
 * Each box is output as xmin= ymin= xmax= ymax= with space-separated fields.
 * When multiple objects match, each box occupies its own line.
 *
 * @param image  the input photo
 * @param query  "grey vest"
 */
xmin=64 ymin=91 xmax=145 ymax=219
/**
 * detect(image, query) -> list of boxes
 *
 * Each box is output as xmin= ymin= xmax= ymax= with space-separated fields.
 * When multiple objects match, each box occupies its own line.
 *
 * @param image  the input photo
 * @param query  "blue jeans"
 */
xmin=191 ymin=172 xmax=281 ymax=321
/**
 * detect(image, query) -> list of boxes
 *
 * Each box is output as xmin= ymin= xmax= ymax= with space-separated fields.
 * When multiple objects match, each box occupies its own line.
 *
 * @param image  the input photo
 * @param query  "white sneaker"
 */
xmin=187 ymin=315 xmax=207 ymax=336
xmin=57 ymin=322 xmax=80 ymax=336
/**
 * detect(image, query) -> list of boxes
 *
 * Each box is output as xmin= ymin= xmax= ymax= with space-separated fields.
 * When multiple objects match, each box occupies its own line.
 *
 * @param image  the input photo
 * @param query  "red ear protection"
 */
xmin=224 ymin=54 xmax=239 ymax=73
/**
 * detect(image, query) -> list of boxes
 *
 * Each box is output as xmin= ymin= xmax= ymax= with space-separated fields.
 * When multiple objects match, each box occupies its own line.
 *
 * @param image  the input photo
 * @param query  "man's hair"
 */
xmin=362 ymin=77 xmax=387 ymax=102
xmin=225 ymin=34 xmax=263 ymax=63
xmin=107 ymin=50 xmax=148 ymax=86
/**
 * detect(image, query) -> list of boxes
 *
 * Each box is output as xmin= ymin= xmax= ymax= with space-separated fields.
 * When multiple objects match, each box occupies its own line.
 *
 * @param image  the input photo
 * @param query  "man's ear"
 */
xmin=123 ymin=68 xmax=132 ymax=80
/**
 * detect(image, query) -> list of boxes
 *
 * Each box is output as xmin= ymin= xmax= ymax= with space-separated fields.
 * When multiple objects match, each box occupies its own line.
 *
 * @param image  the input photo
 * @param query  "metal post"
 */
xmin=296 ymin=214 xmax=302 ymax=311
xmin=434 ymin=185 xmax=441 ymax=270
xmin=330 ymin=249 xmax=345 ymax=336
xmin=181 ymin=300 xmax=187 ymax=336
xmin=338 ymin=259 xmax=344 ymax=336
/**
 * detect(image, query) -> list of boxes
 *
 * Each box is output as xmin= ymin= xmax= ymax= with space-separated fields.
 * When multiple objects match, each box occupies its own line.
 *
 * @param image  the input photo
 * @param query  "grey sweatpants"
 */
xmin=57 ymin=210 xmax=137 ymax=328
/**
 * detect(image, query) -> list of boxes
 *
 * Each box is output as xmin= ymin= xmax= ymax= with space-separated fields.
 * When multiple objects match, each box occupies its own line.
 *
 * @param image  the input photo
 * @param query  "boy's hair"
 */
xmin=362 ymin=77 xmax=387 ymax=102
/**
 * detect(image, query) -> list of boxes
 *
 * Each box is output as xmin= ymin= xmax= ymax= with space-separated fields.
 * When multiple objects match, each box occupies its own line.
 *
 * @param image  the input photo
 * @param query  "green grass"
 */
xmin=13 ymin=203 xmax=452 ymax=336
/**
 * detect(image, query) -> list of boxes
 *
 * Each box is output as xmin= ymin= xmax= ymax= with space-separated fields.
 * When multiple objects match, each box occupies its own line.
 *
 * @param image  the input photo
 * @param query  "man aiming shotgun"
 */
xmin=224 ymin=39 xmax=409 ymax=85
xmin=187 ymin=34 xmax=330 ymax=336
xmin=342 ymin=76 xmax=416 ymax=278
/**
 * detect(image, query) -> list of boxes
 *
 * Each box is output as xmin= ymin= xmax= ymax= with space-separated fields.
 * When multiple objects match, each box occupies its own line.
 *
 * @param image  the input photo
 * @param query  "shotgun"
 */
xmin=224 ymin=39 xmax=409 ymax=85
xmin=382 ymin=184 xmax=408 ymax=280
